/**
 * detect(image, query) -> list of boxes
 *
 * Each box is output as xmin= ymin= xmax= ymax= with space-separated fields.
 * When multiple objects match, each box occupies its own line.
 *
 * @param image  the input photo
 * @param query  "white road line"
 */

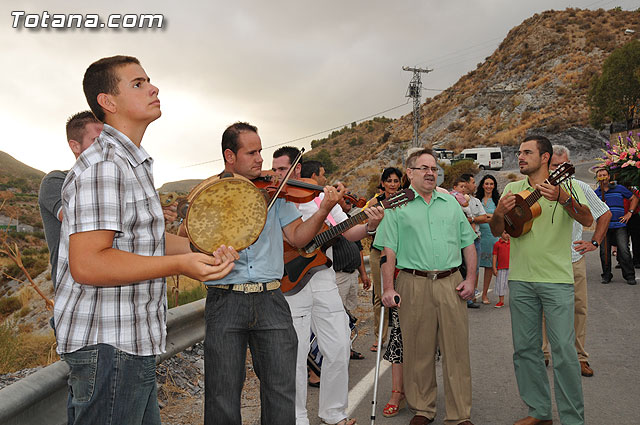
xmin=347 ymin=361 xmax=390 ymax=416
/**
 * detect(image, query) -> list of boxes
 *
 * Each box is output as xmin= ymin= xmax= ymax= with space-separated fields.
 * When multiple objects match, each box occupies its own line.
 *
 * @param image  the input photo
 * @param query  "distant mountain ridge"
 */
xmin=0 ymin=151 xmax=45 ymax=193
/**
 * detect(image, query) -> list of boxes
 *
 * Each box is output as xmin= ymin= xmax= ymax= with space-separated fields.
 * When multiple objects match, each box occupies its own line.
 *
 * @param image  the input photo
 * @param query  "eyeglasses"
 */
xmin=409 ymin=166 xmax=438 ymax=174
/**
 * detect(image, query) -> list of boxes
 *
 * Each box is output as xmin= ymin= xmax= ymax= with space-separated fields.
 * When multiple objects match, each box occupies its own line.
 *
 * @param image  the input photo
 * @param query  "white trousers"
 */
xmin=285 ymin=267 xmax=351 ymax=425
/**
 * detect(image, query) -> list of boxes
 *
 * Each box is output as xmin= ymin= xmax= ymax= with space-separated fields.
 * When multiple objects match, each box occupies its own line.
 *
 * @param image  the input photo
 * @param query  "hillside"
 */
xmin=304 ymin=8 xmax=640 ymax=194
xmin=0 ymin=152 xmax=46 ymax=230
xmin=0 ymin=151 xmax=45 ymax=194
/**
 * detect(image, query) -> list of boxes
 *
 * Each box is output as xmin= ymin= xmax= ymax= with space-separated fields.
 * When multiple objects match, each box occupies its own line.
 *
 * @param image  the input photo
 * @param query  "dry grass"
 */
xmin=0 ymin=320 xmax=57 ymax=373
xmin=166 ymin=276 xmax=207 ymax=309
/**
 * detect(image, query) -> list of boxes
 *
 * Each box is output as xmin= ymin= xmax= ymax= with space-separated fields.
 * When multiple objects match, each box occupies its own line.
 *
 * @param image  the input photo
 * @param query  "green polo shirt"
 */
xmin=373 ymin=186 xmax=477 ymax=270
xmin=504 ymin=178 xmax=588 ymax=284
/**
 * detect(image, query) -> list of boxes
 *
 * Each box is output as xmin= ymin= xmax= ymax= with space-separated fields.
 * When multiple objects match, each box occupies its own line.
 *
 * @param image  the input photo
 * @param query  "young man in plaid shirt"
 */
xmin=54 ymin=55 xmax=238 ymax=425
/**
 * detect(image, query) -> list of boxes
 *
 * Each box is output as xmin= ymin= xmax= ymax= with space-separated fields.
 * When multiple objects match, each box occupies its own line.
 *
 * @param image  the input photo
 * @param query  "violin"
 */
xmin=253 ymin=171 xmax=366 ymax=207
xmin=253 ymin=170 xmax=324 ymax=204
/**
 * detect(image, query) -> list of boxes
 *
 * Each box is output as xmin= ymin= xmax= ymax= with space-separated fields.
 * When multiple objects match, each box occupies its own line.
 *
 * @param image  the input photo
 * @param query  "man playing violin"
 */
xmin=490 ymin=136 xmax=592 ymax=425
xmin=204 ymin=123 xmax=346 ymax=425
xmin=272 ymin=147 xmax=384 ymax=425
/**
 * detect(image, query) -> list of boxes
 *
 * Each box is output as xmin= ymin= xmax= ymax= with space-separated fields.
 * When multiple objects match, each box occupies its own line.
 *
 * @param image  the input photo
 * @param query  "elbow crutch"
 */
xmin=370 ymin=255 xmax=399 ymax=424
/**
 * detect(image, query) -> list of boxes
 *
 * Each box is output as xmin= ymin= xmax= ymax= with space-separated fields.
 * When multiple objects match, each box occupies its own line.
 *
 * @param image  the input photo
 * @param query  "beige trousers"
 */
xmin=397 ymin=270 xmax=472 ymax=424
xmin=370 ymin=248 xmax=389 ymax=342
xmin=543 ymin=257 xmax=589 ymax=361
xmin=335 ymin=270 xmax=359 ymax=312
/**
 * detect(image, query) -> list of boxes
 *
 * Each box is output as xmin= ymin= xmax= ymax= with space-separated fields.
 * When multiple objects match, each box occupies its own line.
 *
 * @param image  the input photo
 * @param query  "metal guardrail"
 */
xmin=0 ymin=256 xmax=372 ymax=425
xmin=0 ymin=299 xmax=206 ymax=425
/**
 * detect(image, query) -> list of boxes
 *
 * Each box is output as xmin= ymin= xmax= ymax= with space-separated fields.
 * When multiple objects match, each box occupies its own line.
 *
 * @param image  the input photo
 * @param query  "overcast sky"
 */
xmin=0 ymin=0 xmax=636 ymax=186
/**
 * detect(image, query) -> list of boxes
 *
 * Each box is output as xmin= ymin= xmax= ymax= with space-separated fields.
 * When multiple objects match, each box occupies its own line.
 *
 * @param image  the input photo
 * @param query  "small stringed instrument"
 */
xmin=281 ymin=188 xmax=416 ymax=294
xmin=504 ymin=162 xmax=575 ymax=238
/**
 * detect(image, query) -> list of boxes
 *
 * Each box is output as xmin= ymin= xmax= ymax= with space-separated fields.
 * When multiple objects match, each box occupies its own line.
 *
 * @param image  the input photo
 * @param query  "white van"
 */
xmin=455 ymin=147 xmax=503 ymax=170
xmin=434 ymin=148 xmax=455 ymax=165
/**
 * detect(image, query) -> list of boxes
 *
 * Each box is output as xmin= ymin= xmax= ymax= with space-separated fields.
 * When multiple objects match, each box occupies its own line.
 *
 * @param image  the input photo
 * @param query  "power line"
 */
xmin=181 ymin=100 xmax=411 ymax=169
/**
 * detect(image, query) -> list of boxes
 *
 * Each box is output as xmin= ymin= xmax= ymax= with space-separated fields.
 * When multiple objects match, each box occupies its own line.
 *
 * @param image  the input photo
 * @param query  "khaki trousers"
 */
xmin=397 ymin=270 xmax=472 ymax=424
xmin=542 ymin=257 xmax=589 ymax=361
xmin=335 ymin=270 xmax=359 ymax=312
xmin=370 ymin=248 xmax=389 ymax=342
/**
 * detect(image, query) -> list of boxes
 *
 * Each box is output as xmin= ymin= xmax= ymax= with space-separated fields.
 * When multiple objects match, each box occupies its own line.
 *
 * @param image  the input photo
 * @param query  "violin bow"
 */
xmin=267 ymin=147 xmax=306 ymax=211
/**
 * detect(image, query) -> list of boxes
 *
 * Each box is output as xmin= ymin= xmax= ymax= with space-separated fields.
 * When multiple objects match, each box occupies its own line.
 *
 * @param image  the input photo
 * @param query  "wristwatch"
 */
xmin=591 ymin=240 xmax=599 ymax=248
xmin=630 ymin=209 xmax=635 ymax=214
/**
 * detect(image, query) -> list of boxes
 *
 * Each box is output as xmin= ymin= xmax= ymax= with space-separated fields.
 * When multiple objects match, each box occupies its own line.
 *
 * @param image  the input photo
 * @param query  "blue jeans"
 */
xmin=600 ymin=226 xmax=635 ymax=281
xmin=62 ymin=344 xmax=160 ymax=425
xmin=204 ymin=287 xmax=297 ymax=425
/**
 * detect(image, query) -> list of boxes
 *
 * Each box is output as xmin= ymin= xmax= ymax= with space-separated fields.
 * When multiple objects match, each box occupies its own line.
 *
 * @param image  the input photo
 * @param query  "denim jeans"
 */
xmin=204 ymin=287 xmax=298 ymax=425
xmin=600 ymin=226 xmax=635 ymax=281
xmin=62 ymin=344 xmax=160 ymax=425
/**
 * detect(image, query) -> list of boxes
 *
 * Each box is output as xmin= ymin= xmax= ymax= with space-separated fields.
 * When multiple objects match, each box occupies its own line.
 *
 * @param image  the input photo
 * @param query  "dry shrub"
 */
xmin=17 ymin=285 xmax=34 ymax=306
xmin=0 ymin=321 xmax=57 ymax=373
xmin=442 ymin=160 xmax=480 ymax=190
xmin=0 ymin=296 xmax=21 ymax=315
xmin=526 ymin=74 xmax=553 ymax=90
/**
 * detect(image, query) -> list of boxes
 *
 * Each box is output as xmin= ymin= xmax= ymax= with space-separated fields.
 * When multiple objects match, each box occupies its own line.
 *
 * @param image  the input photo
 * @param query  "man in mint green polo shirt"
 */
xmin=490 ymin=136 xmax=593 ymax=425
xmin=376 ymin=148 xmax=478 ymax=425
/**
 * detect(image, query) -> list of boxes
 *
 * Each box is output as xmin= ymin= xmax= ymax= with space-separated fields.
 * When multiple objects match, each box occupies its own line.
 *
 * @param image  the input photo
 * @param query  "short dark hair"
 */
xmin=453 ymin=175 xmax=468 ymax=187
xmin=381 ymin=167 xmax=403 ymax=182
xmin=66 ymin=111 xmax=101 ymax=142
xmin=523 ymin=135 xmax=553 ymax=166
xmin=460 ymin=173 xmax=474 ymax=183
xmin=273 ymin=146 xmax=301 ymax=166
xmin=83 ymin=55 xmax=140 ymax=121
xmin=221 ymin=122 xmax=258 ymax=162
xmin=301 ymin=160 xmax=323 ymax=179
xmin=406 ymin=148 xmax=435 ymax=168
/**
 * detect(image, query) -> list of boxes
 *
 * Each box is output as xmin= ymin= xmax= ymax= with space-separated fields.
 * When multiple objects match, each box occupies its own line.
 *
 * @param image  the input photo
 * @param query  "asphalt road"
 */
xmin=304 ymin=232 xmax=640 ymax=425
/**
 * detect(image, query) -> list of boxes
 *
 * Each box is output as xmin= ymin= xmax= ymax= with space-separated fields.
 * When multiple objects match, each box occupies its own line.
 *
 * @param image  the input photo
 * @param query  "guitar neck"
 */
xmin=524 ymin=178 xmax=556 ymax=207
xmin=312 ymin=210 xmax=369 ymax=247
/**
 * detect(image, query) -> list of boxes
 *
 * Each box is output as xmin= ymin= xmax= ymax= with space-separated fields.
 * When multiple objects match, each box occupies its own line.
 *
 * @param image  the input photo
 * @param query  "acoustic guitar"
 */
xmin=503 ymin=162 xmax=575 ymax=238
xmin=281 ymin=188 xmax=416 ymax=294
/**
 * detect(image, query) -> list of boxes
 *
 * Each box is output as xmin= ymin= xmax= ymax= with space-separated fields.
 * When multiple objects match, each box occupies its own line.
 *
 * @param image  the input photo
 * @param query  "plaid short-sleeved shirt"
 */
xmin=54 ymin=124 xmax=167 ymax=356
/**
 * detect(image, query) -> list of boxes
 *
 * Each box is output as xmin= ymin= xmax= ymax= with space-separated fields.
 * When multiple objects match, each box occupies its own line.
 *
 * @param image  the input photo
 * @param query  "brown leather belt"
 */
xmin=401 ymin=267 xmax=459 ymax=281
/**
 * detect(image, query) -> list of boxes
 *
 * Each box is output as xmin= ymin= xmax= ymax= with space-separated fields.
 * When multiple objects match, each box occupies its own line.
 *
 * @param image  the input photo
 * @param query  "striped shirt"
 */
xmin=594 ymin=183 xmax=633 ymax=229
xmin=54 ymin=124 xmax=167 ymax=356
xmin=564 ymin=179 xmax=610 ymax=263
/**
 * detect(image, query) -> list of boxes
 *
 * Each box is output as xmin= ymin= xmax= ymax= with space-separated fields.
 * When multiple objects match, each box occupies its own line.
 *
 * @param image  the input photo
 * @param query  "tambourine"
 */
xmin=178 ymin=173 xmax=267 ymax=254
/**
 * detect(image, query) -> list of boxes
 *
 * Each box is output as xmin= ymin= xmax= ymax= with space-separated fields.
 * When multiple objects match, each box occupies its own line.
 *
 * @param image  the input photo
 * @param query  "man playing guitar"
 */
xmin=272 ymin=147 xmax=384 ymax=425
xmin=490 ymin=136 xmax=592 ymax=425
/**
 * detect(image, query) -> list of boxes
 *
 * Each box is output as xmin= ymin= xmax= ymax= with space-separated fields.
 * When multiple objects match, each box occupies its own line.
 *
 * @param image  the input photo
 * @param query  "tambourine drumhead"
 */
xmin=185 ymin=175 xmax=267 ymax=254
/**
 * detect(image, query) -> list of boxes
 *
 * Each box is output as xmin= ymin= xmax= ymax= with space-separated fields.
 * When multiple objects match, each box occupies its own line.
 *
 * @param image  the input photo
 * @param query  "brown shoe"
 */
xmin=458 ymin=421 xmax=475 ymax=425
xmin=409 ymin=415 xmax=434 ymax=425
xmin=514 ymin=416 xmax=553 ymax=425
xmin=580 ymin=361 xmax=594 ymax=377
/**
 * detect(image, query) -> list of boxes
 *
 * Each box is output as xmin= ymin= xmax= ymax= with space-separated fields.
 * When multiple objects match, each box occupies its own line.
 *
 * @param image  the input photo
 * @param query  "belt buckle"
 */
xmin=429 ymin=272 xmax=438 ymax=281
xmin=242 ymin=283 xmax=262 ymax=293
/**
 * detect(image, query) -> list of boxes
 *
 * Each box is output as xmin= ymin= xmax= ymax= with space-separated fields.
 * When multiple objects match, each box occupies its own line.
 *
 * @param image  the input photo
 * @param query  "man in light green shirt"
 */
xmin=375 ymin=148 xmax=477 ymax=425
xmin=490 ymin=136 xmax=592 ymax=425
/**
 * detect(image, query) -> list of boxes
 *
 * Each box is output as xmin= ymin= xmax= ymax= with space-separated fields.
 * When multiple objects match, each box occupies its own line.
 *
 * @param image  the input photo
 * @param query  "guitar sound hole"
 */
xmin=514 ymin=205 xmax=524 ymax=217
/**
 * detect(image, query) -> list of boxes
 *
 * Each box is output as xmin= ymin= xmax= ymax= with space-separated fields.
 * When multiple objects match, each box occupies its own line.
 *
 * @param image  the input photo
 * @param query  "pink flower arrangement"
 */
xmin=599 ymin=132 xmax=640 ymax=186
